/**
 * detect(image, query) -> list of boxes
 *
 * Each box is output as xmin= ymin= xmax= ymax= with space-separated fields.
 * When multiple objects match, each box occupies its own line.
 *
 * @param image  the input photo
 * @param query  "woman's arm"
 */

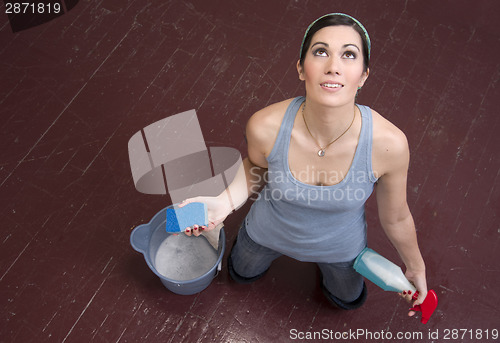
xmin=179 ymin=157 xmax=266 ymax=234
xmin=374 ymin=122 xmax=427 ymax=314
xmin=181 ymin=104 xmax=278 ymax=235
xmin=214 ymin=156 xmax=267 ymax=215
xmin=218 ymin=104 xmax=274 ymax=212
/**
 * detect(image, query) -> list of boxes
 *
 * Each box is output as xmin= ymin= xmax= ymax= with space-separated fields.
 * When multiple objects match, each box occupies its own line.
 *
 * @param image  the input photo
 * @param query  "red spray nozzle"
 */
xmin=410 ymin=289 xmax=438 ymax=324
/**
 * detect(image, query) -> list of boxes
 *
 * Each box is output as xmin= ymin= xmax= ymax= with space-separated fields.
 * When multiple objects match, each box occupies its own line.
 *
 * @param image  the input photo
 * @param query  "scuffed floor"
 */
xmin=1 ymin=0 xmax=499 ymax=342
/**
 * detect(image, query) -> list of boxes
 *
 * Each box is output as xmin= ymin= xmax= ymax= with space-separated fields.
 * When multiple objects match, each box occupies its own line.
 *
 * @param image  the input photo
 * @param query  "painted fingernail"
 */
xmin=408 ymin=291 xmax=412 ymax=295
xmin=403 ymin=291 xmax=407 ymax=295
xmin=186 ymin=229 xmax=190 ymax=233
xmin=194 ymin=227 xmax=198 ymax=231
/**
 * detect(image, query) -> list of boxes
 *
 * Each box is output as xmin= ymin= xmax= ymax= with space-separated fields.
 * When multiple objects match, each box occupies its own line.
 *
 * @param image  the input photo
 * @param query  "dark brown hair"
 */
xmin=299 ymin=14 xmax=370 ymax=72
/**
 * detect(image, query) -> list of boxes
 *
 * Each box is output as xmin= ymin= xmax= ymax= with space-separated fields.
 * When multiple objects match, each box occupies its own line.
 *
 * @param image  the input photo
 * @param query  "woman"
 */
xmin=180 ymin=13 xmax=427 ymax=315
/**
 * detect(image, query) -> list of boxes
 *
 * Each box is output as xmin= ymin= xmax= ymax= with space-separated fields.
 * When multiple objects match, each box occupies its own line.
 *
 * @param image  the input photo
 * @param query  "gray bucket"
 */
xmin=130 ymin=207 xmax=225 ymax=295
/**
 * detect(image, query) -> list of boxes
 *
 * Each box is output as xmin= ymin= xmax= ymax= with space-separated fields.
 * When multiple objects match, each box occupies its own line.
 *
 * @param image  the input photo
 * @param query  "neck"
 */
xmin=302 ymin=99 xmax=357 ymax=143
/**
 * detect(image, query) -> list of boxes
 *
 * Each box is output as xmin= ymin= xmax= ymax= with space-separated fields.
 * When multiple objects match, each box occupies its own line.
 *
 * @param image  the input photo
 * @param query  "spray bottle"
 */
xmin=354 ymin=248 xmax=438 ymax=324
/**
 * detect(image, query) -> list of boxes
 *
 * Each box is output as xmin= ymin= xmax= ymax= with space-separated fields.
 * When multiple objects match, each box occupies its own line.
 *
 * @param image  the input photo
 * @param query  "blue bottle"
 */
xmin=354 ymin=248 xmax=415 ymax=292
xmin=353 ymin=247 xmax=438 ymax=324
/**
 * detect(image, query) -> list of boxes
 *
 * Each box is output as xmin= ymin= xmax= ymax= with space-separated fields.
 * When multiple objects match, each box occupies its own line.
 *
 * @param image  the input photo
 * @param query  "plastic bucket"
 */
xmin=130 ymin=207 xmax=225 ymax=295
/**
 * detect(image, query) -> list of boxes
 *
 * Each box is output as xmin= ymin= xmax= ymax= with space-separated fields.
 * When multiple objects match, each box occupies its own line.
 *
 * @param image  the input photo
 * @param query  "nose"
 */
xmin=325 ymin=56 xmax=341 ymax=75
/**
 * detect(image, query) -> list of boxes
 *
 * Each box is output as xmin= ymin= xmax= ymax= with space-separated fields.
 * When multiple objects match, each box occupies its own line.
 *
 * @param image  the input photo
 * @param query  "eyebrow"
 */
xmin=311 ymin=42 xmax=361 ymax=51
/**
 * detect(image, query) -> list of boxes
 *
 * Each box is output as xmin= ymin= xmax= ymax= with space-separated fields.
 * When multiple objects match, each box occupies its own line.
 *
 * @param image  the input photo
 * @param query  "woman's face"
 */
xmin=297 ymin=25 xmax=369 ymax=108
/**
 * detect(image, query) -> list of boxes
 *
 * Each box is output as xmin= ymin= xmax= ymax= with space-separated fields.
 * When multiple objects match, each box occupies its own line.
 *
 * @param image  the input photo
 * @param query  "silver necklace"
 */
xmin=301 ymin=103 xmax=356 ymax=157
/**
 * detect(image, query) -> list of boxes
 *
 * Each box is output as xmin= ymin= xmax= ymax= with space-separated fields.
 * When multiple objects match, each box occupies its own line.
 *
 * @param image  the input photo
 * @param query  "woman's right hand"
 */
xmin=178 ymin=196 xmax=232 ymax=236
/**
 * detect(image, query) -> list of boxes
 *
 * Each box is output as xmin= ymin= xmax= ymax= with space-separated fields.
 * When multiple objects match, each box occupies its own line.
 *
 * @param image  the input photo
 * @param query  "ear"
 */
xmin=358 ymin=68 xmax=370 ymax=88
xmin=297 ymin=60 xmax=305 ymax=81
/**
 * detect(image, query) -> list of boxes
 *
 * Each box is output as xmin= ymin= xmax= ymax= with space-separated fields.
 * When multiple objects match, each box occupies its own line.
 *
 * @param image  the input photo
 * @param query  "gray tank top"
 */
xmin=246 ymin=96 xmax=378 ymax=263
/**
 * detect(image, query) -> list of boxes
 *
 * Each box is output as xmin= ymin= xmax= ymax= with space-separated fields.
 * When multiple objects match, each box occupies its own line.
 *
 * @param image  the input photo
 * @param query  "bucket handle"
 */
xmin=130 ymin=224 xmax=150 ymax=253
xmin=214 ymin=261 xmax=222 ymax=277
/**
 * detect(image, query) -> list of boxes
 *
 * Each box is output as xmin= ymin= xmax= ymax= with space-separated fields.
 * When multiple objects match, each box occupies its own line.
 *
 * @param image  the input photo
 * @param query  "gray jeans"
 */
xmin=229 ymin=220 xmax=366 ymax=309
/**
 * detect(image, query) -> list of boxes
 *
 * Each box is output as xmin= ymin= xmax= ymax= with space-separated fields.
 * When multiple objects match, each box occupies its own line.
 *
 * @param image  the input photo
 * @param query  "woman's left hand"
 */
xmin=399 ymin=269 xmax=427 ymax=317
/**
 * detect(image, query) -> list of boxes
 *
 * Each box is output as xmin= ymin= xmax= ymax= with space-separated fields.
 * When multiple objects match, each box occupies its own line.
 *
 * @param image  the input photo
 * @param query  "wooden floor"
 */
xmin=1 ymin=0 xmax=499 ymax=342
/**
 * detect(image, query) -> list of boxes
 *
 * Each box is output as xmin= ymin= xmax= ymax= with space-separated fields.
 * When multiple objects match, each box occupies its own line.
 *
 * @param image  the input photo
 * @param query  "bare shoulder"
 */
xmin=246 ymin=98 xmax=294 ymax=166
xmin=370 ymin=109 xmax=410 ymax=176
xmin=247 ymin=98 xmax=293 ymax=133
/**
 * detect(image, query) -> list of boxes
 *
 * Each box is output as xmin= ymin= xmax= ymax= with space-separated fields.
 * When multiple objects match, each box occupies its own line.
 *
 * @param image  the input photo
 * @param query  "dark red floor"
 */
xmin=1 ymin=0 xmax=499 ymax=342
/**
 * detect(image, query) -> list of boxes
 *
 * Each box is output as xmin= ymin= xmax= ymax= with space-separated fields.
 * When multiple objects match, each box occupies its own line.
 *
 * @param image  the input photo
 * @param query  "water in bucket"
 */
xmin=155 ymin=234 xmax=218 ymax=281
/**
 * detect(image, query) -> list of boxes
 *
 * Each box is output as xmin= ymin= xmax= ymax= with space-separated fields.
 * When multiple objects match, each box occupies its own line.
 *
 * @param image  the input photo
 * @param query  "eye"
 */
xmin=312 ymin=48 xmax=328 ymax=57
xmin=343 ymin=51 xmax=357 ymax=59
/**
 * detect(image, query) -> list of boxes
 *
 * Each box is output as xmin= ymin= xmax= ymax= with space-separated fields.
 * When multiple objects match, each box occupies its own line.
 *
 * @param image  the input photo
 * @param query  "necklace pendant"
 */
xmin=318 ymin=149 xmax=325 ymax=157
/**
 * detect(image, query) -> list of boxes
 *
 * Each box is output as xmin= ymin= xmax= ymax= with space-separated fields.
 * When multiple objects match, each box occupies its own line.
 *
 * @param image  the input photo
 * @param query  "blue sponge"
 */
xmin=165 ymin=202 xmax=208 ymax=233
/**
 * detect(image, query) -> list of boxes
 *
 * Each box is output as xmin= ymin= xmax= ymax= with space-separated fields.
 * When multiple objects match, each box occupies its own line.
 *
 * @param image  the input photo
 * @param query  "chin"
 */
xmin=308 ymin=92 xmax=355 ymax=108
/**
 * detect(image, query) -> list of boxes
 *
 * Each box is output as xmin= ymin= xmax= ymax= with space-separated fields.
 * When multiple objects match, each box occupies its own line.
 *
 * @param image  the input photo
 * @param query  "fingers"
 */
xmin=192 ymin=225 xmax=203 ymax=237
xmin=414 ymin=290 xmax=427 ymax=306
xmin=398 ymin=289 xmax=424 ymax=318
xmin=178 ymin=199 xmax=192 ymax=208
xmin=178 ymin=197 xmax=203 ymax=208
xmin=183 ymin=225 xmax=207 ymax=236
xmin=398 ymin=290 xmax=414 ymax=303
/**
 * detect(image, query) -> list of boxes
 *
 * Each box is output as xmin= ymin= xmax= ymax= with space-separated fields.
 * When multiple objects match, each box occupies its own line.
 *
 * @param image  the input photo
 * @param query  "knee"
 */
xmin=227 ymin=251 xmax=269 ymax=284
xmin=322 ymin=282 xmax=367 ymax=310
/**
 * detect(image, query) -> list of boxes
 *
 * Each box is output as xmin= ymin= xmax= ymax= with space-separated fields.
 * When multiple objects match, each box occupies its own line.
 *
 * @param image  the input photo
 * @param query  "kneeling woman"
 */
xmin=182 ymin=13 xmax=428 ymax=316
